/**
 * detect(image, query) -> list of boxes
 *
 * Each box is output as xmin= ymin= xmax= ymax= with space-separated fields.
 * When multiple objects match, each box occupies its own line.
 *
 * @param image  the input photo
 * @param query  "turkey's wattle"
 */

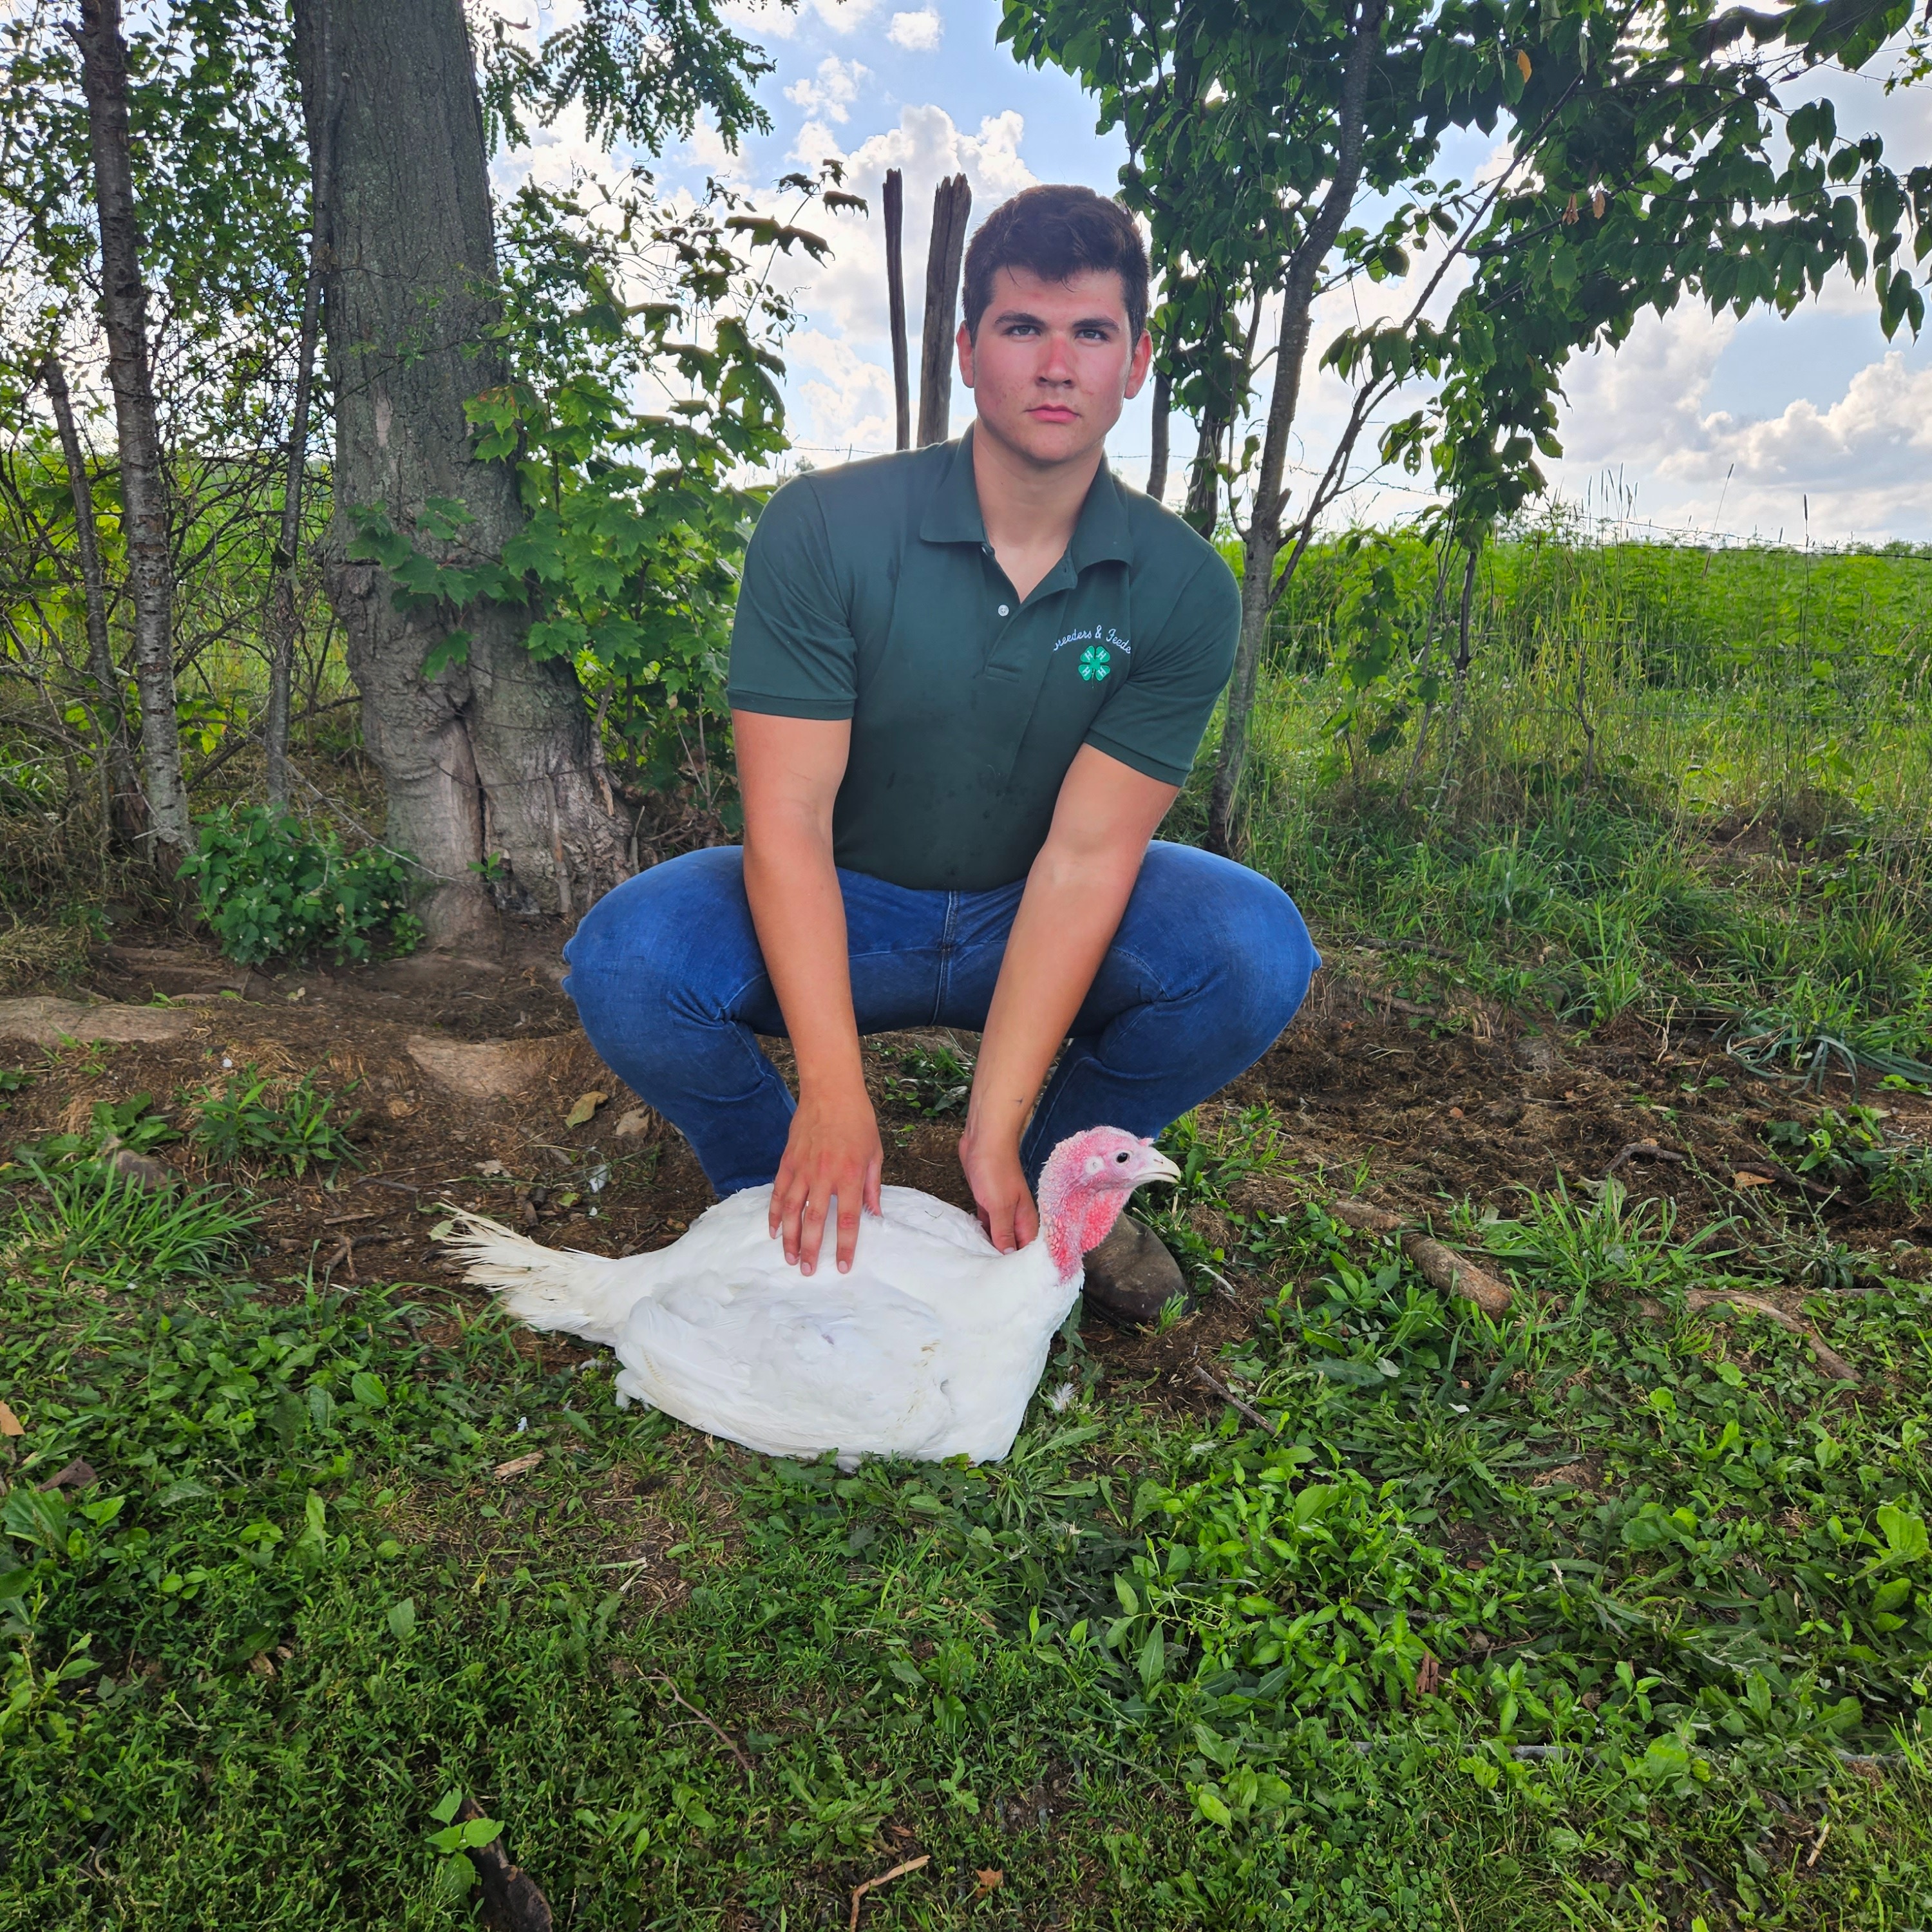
xmin=442 ymin=1126 xmax=1179 ymax=1465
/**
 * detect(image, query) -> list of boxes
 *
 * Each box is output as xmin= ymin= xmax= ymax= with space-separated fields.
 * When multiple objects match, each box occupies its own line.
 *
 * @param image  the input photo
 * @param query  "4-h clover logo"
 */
xmin=1077 ymin=645 xmax=1112 ymax=682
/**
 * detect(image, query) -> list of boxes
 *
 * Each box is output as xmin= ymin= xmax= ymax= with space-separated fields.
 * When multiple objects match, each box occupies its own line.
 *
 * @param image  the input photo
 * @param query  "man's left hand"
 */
xmin=959 ymin=1132 xmax=1040 ymax=1255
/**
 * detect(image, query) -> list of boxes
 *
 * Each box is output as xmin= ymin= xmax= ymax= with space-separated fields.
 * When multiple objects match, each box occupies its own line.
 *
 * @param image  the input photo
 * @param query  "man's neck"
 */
xmin=970 ymin=418 xmax=1104 ymax=569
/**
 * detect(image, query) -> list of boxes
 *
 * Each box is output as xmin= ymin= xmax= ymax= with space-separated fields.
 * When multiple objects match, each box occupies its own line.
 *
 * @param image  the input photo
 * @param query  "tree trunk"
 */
xmin=265 ymin=82 xmax=334 ymax=811
xmin=1145 ymin=363 xmax=1171 ymax=504
xmin=294 ymin=0 xmax=631 ymax=945
xmin=40 ymin=354 xmax=146 ymax=846
xmin=71 ymin=0 xmax=191 ymax=868
xmin=1181 ymin=407 xmax=1224 ymax=535
xmin=1206 ymin=0 xmax=1387 ymax=856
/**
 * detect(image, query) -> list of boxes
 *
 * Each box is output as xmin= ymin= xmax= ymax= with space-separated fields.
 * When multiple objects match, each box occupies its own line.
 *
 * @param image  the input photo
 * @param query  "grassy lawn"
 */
xmin=4 ymin=1106 xmax=1930 ymax=1931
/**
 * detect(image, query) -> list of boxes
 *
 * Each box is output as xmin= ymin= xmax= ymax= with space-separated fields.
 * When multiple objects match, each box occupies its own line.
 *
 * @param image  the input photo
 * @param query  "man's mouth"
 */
xmin=1028 ymin=404 xmax=1078 ymax=424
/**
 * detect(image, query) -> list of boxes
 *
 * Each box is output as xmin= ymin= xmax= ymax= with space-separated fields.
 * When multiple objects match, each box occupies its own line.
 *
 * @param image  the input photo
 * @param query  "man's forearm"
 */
xmin=964 ymin=840 xmax=1142 ymax=1153
xmin=743 ymin=825 xmax=866 ymax=1101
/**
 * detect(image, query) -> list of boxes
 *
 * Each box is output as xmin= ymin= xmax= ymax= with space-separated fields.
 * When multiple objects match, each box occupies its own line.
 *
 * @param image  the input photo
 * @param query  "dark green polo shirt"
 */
xmin=727 ymin=428 xmax=1240 ymax=892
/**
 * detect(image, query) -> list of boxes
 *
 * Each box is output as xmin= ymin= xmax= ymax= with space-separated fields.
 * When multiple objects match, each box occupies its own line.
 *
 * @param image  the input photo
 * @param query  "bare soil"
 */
xmin=8 ymin=923 xmax=1929 ymax=1423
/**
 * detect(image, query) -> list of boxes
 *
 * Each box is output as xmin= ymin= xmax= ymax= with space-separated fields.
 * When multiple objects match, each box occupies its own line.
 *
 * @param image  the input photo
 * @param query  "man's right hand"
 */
xmin=770 ymin=1084 xmax=883 ymax=1276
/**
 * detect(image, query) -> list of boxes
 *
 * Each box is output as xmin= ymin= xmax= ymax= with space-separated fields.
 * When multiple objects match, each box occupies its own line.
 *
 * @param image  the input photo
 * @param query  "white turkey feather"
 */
xmin=440 ymin=1128 xmax=1179 ymax=1466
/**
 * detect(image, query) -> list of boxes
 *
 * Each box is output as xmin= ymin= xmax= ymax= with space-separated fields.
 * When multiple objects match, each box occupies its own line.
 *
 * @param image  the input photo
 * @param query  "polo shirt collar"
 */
xmin=919 ymin=424 xmax=1134 ymax=571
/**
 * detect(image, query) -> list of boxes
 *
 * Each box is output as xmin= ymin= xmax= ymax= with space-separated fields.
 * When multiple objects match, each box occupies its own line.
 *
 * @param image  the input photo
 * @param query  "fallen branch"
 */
xmin=647 ymin=1672 xmax=753 ymax=1781
xmin=1192 ymin=1363 xmax=1278 ymax=1435
xmin=1603 ymin=1141 xmax=1687 ymax=1180
xmin=849 ymin=1855 xmax=930 ymax=1932
xmin=1685 ymin=1289 xmax=1860 ymax=1388
xmin=1329 ymin=1198 xmax=1514 ymax=1318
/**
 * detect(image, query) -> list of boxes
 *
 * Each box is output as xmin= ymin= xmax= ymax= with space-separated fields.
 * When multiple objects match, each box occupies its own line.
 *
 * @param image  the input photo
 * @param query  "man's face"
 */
xmin=958 ymin=265 xmax=1151 ymax=469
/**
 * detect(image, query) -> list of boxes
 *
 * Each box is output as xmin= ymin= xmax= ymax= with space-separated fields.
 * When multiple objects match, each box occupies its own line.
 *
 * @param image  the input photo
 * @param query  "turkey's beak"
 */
xmin=1135 ymin=1148 xmax=1182 ymax=1188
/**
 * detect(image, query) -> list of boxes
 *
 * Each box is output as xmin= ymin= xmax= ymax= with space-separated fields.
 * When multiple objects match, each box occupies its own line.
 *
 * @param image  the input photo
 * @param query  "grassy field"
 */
xmin=3 ymin=528 xmax=1932 ymax=1928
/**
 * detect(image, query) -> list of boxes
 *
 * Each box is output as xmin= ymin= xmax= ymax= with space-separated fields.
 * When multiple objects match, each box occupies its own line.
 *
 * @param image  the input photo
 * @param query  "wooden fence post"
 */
xmin=916 ymin=173 xmax=971 ymax=447
xmin=884 ymin=169 xmax=909 ymax=451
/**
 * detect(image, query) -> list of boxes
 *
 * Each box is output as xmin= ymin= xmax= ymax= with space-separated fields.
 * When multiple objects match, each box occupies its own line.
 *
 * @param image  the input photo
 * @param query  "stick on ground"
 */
xmin=849 ymin=1855 xmax=930 ymax=1932
xmin=1328 ymin=1198 xmax=1515 ymax=1318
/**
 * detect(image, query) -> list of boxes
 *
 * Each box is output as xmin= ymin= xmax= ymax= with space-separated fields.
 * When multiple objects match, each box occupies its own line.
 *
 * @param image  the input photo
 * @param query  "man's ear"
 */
xmin=956 ymin=319 xmax=976 ymax=390
xmin=1123 ymin=328 xmax=1153 ymax=401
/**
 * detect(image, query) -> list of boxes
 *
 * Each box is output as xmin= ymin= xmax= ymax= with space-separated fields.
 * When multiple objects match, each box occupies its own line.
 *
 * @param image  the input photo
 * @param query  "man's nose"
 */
xmin=1036 ymin=331 xmax=1075 ymax=383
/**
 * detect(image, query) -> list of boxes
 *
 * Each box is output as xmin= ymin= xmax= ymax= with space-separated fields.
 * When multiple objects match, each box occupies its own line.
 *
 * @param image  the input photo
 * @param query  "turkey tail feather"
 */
xmin=439 ymin=1207 xmax=636 ymax=1345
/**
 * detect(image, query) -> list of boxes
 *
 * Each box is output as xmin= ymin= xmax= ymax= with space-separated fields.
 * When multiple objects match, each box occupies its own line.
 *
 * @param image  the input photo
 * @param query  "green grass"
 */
xmin=3 ymin=1108 xmax=1929 ymax=1928
xmin=1174 ymin=526 xmax=1932 ymax=1084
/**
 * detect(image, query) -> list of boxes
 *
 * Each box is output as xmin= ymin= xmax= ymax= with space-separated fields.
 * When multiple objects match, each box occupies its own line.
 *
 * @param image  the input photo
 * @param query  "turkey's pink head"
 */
xmin=1036 ymin=1127 xmax=1182 ymax=1281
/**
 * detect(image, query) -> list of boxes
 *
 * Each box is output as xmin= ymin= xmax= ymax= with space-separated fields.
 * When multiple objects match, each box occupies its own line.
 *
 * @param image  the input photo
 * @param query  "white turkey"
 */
xmin=440 ymin=1125 xmax=1180 ymax=1466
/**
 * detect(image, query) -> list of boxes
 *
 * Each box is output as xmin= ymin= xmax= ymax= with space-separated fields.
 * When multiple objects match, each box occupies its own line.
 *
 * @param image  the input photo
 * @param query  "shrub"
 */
xmin=178 ymin=807 xmax=421 ymax=967
xmin=189 ymin=1067 xmax=361 ymax=1176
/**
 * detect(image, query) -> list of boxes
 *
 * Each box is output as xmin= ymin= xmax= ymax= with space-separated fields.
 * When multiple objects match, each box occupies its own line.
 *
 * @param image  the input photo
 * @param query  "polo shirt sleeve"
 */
xmin=726 ymin=475 xmax=857 ymax=721
xmin=1083 ymin=553 xmax=1241 ymax=786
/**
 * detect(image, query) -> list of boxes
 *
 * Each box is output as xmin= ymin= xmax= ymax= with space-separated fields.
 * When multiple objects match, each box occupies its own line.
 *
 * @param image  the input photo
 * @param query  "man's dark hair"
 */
xmin=961 ymin=185 xmax=1150 ymax=343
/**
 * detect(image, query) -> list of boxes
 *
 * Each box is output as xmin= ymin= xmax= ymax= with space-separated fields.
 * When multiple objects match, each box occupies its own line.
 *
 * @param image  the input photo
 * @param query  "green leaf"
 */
xmin=388 ymin=1597 xmax=417 ymax=1640
xmin=1877 ymin=1504 xmax=1929 ymax=1566
xmin=422 ymin=631 xmax=471 ymax=680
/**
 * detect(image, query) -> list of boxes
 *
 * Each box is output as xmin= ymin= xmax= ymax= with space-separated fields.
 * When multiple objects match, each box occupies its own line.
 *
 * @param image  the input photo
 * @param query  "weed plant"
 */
xmin=3 ymin=1105 xmax=1927 ymax=1926
xmin=188 ymin=1067 xmax=361 ymax=1176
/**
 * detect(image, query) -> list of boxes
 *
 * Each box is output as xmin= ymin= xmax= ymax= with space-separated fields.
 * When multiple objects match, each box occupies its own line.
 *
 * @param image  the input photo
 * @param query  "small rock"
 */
xmin=107 ymin=1146 xmax=176 ymax=1191
xmin=406 ymin=1035 xmax=560 ymax=1100
xmin=614 ymin=1109 xmax=652 ymax=1139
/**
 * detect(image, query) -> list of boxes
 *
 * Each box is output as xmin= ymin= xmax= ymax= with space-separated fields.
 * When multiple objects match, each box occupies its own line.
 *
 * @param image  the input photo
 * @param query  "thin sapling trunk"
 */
xmin=71 ymin=0 xmax=191 ymax=868
xmin=1206 ymin=0 xmax=1387 ymax=856
xmin=41 ymin=353 xmax=145 ymax=845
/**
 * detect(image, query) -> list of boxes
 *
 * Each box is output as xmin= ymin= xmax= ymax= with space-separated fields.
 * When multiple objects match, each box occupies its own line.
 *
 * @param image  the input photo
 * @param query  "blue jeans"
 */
xmin=562 ymin=840 xmax=1319 ymax=1197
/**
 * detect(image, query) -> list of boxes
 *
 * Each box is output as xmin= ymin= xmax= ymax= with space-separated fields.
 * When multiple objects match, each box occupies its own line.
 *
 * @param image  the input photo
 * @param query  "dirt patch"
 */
xmin=5 ymin=922 xmax=1926 ymax=1412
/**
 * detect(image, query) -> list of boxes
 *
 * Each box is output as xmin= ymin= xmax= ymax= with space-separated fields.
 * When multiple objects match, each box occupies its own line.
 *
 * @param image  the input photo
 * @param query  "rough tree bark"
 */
xmin=264 ymin=69 xmax=334 ymax=811
xmin=40 ymin=354 xmax=146 ymax=846
xmin=1206 ymin=0 xmax=1387 ymax=856
xmin=1181 ymin=408 xmax=1224 ymax=535
xmin=294 ymin=0 xmax=631 ymax=945
xmin=71 ymin=0 xmax=191 ymax=867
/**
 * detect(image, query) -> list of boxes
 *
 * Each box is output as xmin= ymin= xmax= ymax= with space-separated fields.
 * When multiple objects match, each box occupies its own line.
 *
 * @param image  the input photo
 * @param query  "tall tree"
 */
xmin=1004 ymin=0 xmax=1929 ymax=851
xmin=294 ymin=0 xmax=779 ymax=942
xmin=71 ymin=0 xmax=191 ymax=866
xmin=1 ymin=0 xmax=315 ymax=859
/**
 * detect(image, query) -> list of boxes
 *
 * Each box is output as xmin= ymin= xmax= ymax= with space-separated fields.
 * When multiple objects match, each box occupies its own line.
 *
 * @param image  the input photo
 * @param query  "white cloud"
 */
xmin=1539 ymin=302 xmax=1932 ymax=541
xmin=790 ymin=117 xmax=849 ymax=169
xmin=785 ymin=56 xmax=871 ymax=125
xmin=888 ymin=6 xmax=943 ymax=50
xmin=682 ymin=109 xmax=752 ymax=183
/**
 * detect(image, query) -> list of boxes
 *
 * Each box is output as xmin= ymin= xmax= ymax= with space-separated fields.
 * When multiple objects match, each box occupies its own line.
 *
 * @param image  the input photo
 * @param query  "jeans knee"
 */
xmin=1180 ymin=852 xmax=1318 ymax=1055
xmin=563 ymin=848 xmax=752 ymax=1045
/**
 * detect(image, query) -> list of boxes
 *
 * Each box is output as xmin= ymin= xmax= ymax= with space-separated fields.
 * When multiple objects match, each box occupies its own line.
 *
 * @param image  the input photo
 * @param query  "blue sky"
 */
xmin=500 ymin=0 xmax=1932 ymax=545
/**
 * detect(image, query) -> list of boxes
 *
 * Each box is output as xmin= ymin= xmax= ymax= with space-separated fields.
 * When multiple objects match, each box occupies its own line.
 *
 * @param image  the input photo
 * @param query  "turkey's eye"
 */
xmin=1114 ymin=1150 xmax=1130 ymax=1163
